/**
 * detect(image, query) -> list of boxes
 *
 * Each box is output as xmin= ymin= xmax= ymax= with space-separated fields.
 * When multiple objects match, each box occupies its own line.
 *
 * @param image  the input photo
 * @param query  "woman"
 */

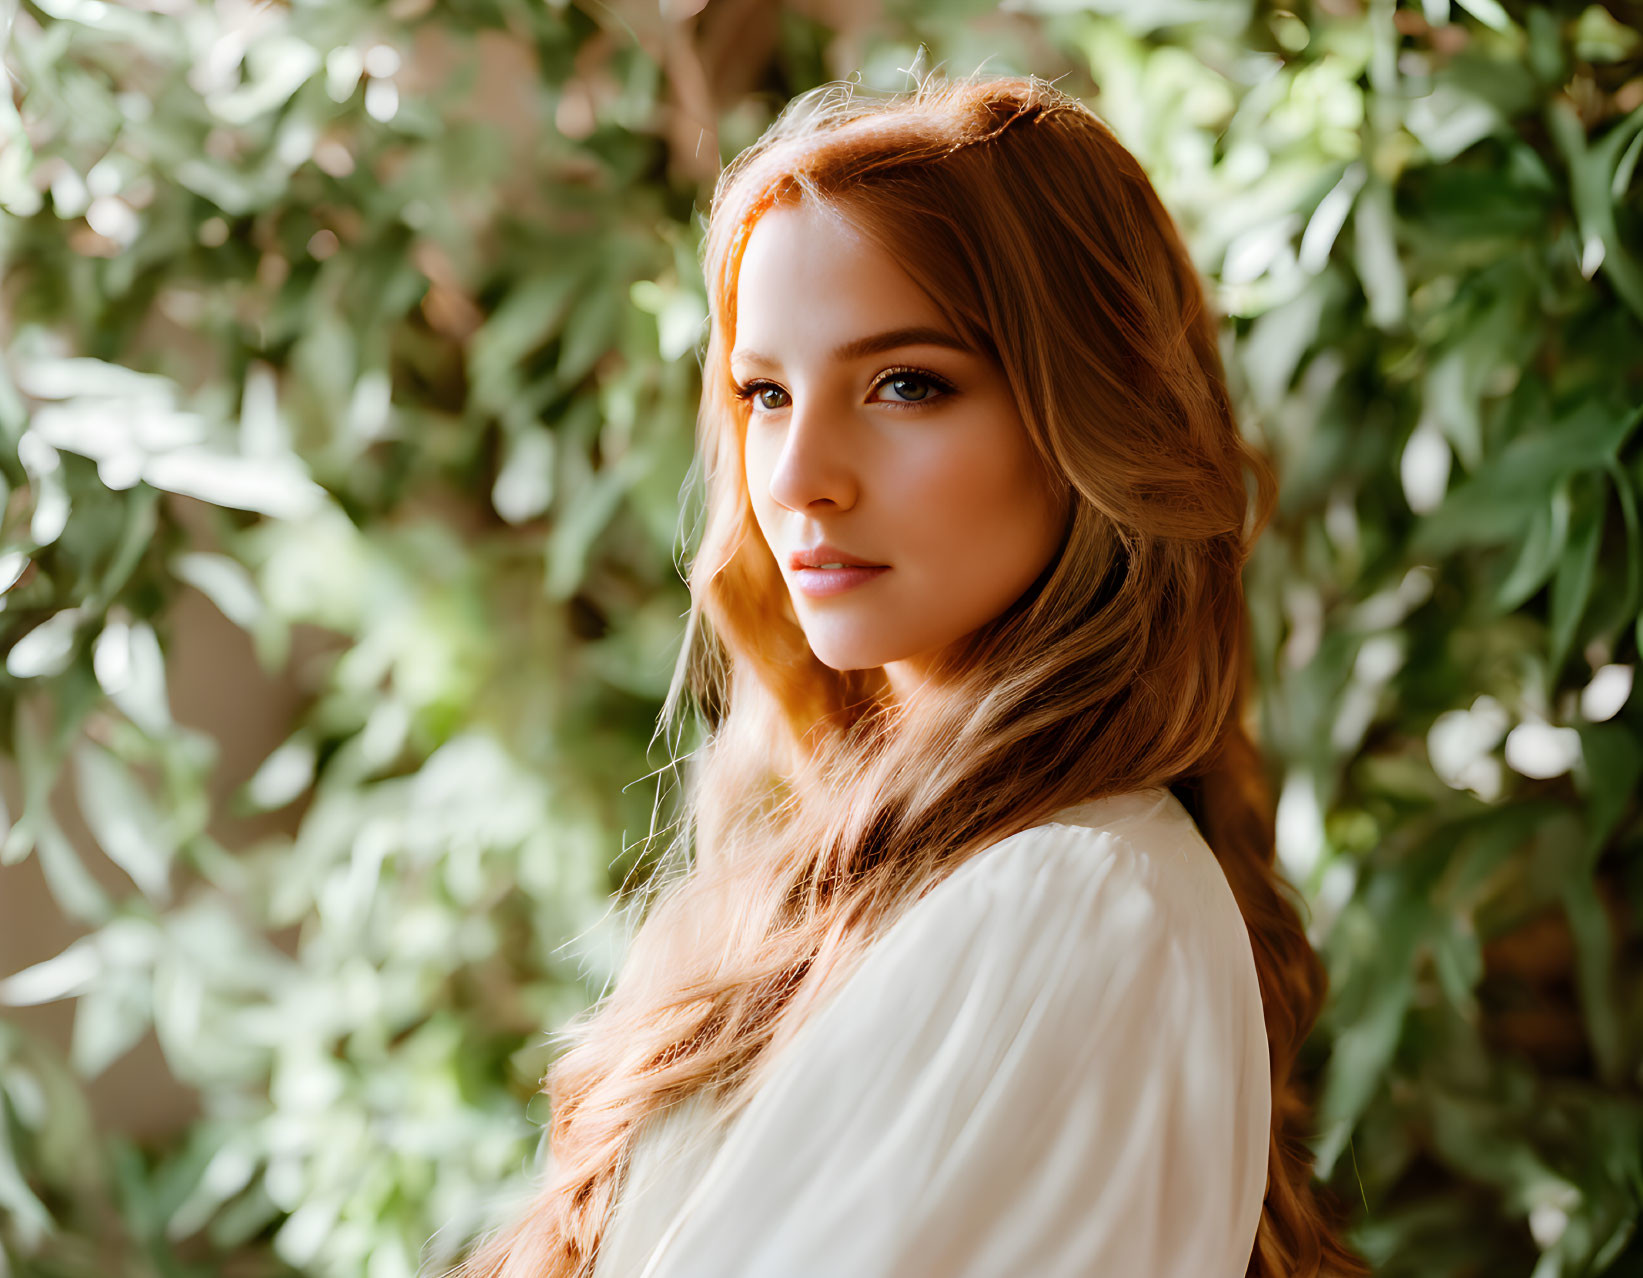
xmin=455 ymin=70 xmax=1366 ymax=1278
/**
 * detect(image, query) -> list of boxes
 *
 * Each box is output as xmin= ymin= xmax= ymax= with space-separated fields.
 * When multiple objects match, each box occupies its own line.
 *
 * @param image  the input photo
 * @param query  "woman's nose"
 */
xmin=763 ymin=397 xmax=859 ymax=513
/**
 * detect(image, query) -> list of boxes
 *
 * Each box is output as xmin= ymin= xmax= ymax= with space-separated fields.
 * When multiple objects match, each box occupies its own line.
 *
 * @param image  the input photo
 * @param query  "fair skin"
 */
xmin=732 ymin=200 xmax=1069 ymax=705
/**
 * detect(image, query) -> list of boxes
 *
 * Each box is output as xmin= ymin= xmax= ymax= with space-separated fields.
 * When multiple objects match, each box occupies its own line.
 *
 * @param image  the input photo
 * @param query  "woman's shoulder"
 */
xmin=870 ymin=785 xmax=1266 ymax=1049
xmin=1043 ymin=785 xmax=1258 ymax=950
xmin=729 ymin=784 xmax=1270 ymax=1137
xmin=910 ymin=785 xmax=1245 ymax=954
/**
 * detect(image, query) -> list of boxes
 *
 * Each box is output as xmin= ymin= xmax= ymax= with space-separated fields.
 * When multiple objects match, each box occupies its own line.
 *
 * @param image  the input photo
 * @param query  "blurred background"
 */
xmin=1 ymin=0 xmax=1641 ymax=1274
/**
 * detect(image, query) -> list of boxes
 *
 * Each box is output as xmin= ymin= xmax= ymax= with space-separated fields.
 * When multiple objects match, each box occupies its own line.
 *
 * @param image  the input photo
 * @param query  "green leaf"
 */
xmin=1548 ymin=98 xmax=1643 ymax=323
xmin=69 ymin=979 xmax=150 ymax=1080
xmin=1430 ymin=913 xmax=1483 ymax=1021
xmin=1606 ymin=457 xmax=1641 ymax=626
xmin=468 ymin=271 xmax=586 ymax=415
xmin=33 ymin=814 xmax=114 ymax=926
xmin=0 ymin=1117 xmax=54 ymax=1250
xmin=1577 ymin=721 xmax=1643 ymax=860
xmin=1493 ymin=476 xmax=1570 ymax=612
xmin=1414 ymin=398 xmax=1643 ymax=556
xmin=1547 ymin=471 xmax=1605 ymax=672
xmin=72 ymin=741 xmax=175 ymax=902
xmin=1312 ymin=886 xmax=1428 ymax=1178
xmin=1313 ymin=956 xmax=1417 ymax=1179
xmin=1562 ymin=873 xmax=1624 ymax=1086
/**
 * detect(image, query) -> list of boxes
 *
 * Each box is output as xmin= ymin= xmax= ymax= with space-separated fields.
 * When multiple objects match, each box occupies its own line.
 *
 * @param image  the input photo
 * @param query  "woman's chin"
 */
xmin=803 ymin=636 xmax=901 ymax=673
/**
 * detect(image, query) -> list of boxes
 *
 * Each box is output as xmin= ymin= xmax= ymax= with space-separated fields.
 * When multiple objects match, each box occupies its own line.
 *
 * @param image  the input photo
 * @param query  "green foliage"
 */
xmin=1 ymin=0 xmax=705 ymax=1272
xmin=0 ymin=1 xmax=1639 ymax=1275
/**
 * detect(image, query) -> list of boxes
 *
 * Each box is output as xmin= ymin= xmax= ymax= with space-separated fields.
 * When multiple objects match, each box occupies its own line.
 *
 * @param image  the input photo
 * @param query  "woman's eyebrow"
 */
xmin=732 ymin=325 xmax=974 ymax=369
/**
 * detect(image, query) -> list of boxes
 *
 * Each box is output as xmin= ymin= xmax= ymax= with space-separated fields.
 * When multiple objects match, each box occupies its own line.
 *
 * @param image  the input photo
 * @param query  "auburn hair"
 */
xmin=454 ymin=69 xmax=1367 ymax=1278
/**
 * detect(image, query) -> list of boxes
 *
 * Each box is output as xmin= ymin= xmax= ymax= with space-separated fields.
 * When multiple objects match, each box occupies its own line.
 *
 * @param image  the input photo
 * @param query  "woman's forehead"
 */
xmin=732 ymin=207 xmax=956 ymax=363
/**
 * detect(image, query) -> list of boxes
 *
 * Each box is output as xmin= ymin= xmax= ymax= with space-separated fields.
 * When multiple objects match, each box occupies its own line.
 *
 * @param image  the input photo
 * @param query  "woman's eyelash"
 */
xmin=731 ymin=367 xmax=956 ymax=410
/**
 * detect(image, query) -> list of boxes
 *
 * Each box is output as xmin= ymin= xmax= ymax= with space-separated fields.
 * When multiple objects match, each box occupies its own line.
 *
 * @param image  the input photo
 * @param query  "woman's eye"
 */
xmin=870 ymin=371 xmax=950 ymax=406
xmin=732 ymin=381 xmax=788 ymax=412
xmin=733 ymin=369 xmax=953 ymax=413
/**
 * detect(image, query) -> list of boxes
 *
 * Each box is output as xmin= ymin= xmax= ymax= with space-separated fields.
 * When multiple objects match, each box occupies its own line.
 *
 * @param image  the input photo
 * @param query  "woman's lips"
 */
xmin=793 ymin=564 xmax=891 ymax=598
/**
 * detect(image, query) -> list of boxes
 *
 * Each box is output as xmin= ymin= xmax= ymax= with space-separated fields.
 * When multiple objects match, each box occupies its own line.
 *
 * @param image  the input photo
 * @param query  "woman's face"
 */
xmin=733 ymin=200 xmax=1069 ymax=702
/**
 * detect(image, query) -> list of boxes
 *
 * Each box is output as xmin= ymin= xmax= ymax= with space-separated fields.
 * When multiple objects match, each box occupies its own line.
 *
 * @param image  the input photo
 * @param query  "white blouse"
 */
xmin=588 ymin=786 xmax=1271 ymax=1278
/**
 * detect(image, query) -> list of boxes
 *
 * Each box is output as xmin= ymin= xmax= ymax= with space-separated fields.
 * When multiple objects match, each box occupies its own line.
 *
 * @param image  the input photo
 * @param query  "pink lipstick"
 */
xmin=789 ymin=543 xmax=890 ymax=599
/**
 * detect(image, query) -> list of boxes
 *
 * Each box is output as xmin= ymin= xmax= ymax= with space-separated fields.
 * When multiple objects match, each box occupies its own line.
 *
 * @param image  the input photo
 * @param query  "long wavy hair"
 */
xmin=455 ymin=69 xmax=1366 ymax=1278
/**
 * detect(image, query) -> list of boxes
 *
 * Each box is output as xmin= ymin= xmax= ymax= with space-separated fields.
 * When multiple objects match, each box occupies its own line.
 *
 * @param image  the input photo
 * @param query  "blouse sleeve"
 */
xmin=636 ymin=820 xmax=1272 ymax=1278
